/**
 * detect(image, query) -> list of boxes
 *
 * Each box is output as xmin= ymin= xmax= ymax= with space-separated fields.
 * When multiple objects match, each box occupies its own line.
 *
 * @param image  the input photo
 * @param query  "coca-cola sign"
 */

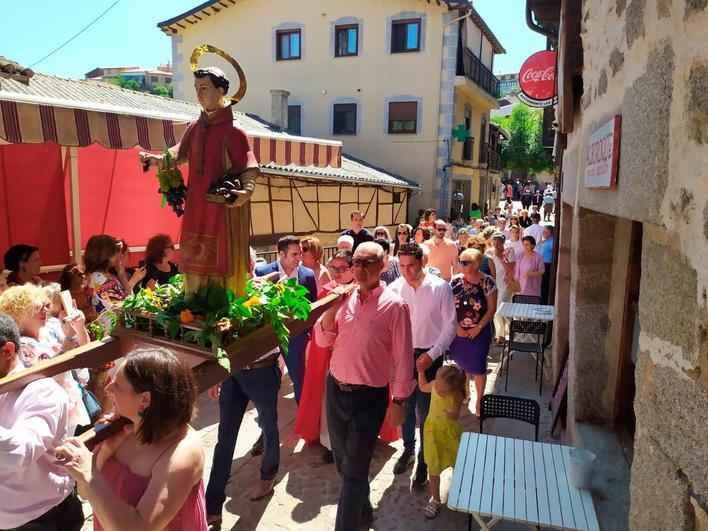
xmin=518 ymin=50 xmax=557 ymax=108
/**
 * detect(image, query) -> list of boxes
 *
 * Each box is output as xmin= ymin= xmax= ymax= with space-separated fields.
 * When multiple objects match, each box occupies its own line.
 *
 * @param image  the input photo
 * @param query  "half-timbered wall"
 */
xmin=250 ymin=173 xmax=409 ymax=247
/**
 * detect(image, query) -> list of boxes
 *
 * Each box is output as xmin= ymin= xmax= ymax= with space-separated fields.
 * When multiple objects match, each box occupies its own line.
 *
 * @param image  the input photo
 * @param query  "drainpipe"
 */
xmin=526 ymin=0 xmax=558 ymax=42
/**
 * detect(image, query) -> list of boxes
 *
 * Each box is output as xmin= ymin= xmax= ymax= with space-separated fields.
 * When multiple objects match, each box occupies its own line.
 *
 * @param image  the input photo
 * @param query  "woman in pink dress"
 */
xmin=513 ymin=236 xmax=545 ymax=297
xmin=55 ymin=347 xmax=208 ymax=531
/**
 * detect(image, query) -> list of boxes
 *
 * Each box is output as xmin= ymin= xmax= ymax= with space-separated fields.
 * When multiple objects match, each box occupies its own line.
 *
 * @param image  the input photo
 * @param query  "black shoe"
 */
xmin=322 ymin=449 xmax=334 ymax=464
xmin=412 ymin=462 xmax=428 ymax=489
xmin=251 ymin=434 xmax=264 ymax=456
xmin=393 ymin=450 xmax=415 ymax=475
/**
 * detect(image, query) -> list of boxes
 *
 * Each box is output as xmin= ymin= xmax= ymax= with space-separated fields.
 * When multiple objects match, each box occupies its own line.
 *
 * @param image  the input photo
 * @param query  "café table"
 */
xmin=448 ymin=432 xmax=599 ymax=531
xmin=497 ymin=302 xmax=555 ymax=322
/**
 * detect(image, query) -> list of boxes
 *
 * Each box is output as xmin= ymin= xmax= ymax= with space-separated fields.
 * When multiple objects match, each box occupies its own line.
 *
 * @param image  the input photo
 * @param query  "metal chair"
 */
xmin=480 ymin=394 xmax=540 ymax=441
xmin=503 ymin=319 xmax=547 ymax=394
xmin=512 ymin=294 xmax=542 ymax=304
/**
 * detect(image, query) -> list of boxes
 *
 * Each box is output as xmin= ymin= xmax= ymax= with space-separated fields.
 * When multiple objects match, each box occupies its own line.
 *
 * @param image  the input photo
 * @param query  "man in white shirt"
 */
xmin=425 ymin=219 xmax=460 ymax=281
xmin=388 ymin=243 xmax=457 ymax=489
xmin=524 ymin=213 xmax=545 ymax=244
xmin=0 ymin=313 xmax=84 ymax=530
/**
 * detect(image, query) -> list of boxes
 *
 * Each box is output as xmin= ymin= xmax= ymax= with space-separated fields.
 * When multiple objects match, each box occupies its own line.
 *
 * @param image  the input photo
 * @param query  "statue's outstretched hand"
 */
xmin=138 ymin=151 xmax=164 ymax=172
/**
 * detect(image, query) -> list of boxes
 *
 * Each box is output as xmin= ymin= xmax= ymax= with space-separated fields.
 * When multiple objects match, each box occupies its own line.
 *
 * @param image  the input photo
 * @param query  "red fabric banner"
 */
xmin=0 ymin=142 xmax=70 ymax=266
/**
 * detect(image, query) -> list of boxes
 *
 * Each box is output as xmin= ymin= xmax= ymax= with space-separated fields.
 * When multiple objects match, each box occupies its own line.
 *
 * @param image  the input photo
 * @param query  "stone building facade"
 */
xmin=536 ymin=0 xmax=707 ymax=529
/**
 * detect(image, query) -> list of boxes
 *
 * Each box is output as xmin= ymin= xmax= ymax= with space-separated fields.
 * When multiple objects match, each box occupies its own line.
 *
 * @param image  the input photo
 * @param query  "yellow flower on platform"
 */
xmin=243 ymin=295 xmax=261 ymax=308
xmin=275 ymin=284 xmax=285 ymax=293
xmin=179 ymin=309 xmax=194 ymax=323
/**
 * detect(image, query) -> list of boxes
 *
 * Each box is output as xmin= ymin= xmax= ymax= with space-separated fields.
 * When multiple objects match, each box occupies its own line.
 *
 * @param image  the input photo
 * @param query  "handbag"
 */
xmin=508 ymin=280 xmax=522 ymax=294
xmin=72 ymin=370 xmax=102 ymax=423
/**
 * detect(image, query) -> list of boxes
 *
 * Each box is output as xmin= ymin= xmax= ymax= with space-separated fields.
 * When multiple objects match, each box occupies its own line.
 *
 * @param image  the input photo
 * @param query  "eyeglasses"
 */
xmin=435 ymin=228 xmax=446 ymax=233
xmin=352 ymin=257 xmax=381 ymax=268
xmin=396 ymin=231 xmax=408 ymax=236
xmin=375 ymin=233 xmax=387 ymax=237
xmin=330 ymin=266 xmax=350 ymax=274
xmin=458 ymin=260 xmax=476 ymax=266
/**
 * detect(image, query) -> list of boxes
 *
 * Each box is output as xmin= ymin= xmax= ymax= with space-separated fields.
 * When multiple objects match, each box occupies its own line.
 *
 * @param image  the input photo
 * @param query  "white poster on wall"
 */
xmin=584 ymin=115 xmax=622 ymax=188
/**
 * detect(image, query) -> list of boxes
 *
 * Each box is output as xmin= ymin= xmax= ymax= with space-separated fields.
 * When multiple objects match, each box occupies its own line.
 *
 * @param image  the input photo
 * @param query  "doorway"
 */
xmin=614 ymin=221 xmax=642 ymax=462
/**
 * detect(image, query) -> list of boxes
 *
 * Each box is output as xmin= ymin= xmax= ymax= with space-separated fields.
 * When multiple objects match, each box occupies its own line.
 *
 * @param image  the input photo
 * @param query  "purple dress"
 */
xmin=448 ymin=274 xmax=497 ymax=375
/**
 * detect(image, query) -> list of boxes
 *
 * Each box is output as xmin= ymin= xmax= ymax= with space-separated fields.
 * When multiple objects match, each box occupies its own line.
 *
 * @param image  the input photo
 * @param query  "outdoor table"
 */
xmin=448 ymin=432 xmax=599 ymax=531
xmin=497 ymin=302 xmax=555 ymax=322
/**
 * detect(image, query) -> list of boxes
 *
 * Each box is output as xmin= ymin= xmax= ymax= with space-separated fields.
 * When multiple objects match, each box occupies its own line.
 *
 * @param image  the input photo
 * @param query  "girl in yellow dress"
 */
xmin=418 ymin=363 xmax=466 ymax=519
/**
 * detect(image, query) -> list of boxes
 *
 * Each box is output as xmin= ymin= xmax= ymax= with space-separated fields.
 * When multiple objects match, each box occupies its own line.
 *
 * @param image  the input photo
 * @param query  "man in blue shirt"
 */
xmin=539 ymin=225 xmax=555 ymax=304
xmin=340 ymin=210 xmax=374 ymax=252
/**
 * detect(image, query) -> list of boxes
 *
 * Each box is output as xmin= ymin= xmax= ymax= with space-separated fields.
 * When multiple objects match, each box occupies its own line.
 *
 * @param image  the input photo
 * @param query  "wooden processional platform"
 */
xmin=0 ymin=287 xmax=348 ymax=448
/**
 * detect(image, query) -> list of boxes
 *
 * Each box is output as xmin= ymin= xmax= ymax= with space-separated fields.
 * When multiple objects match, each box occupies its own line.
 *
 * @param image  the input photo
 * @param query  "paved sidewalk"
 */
xmin=81 ymin=344 xmax=557 ymax=530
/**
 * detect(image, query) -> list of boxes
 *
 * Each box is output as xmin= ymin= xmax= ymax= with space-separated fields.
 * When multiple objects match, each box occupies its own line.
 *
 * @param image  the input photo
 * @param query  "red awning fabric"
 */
xmin=0 ymin=88 xmax=342 ymax=168
xmin=0 ymin=142 xmax=71 ymax=266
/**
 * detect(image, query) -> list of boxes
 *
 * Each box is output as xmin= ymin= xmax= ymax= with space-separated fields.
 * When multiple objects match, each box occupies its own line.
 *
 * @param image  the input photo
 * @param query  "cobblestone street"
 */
xmin=82 ymin=346 xmax=556 ymax=531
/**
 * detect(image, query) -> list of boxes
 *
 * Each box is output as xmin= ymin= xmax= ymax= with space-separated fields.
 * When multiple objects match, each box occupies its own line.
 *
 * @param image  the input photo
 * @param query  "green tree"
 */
xmin=105 ymin=75 xmax=142 ymax=91
xmin=151 ymin=83 xmax=173 ymax=98
xmin=492 ymin=105 xmax=554 ymax=177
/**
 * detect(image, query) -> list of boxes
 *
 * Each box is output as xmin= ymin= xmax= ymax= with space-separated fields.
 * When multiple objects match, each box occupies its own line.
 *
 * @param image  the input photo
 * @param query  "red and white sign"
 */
xmin=585 ymin=115 xmax=622 ymax=188
xmin=518 ymin=50 xmax=557 ymax=108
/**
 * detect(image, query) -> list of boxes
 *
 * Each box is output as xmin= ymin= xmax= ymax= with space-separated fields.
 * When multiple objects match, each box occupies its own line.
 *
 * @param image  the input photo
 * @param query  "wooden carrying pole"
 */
xmin=0 ymin=287 xmax=351 ymax=448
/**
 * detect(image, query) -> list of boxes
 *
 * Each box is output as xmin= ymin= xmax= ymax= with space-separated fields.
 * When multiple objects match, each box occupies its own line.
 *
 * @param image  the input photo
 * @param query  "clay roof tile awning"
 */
xmin=0 ymin=73 xmax=341 ymax=168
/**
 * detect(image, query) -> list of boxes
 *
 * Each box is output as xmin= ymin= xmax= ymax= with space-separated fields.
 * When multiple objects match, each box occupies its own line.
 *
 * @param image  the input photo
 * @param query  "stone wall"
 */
xmin=559 ymin=0 xmax=707 ymax=528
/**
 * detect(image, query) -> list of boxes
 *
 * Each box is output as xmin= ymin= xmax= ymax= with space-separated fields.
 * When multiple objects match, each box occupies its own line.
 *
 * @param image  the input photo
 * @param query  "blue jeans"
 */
xmin=402 ymin=385 xmax=432 ymax=463
xmin=205 ymin=364 xmax=281 ymax=516
xmin=285 ymin=331 xmax=308 ymax=405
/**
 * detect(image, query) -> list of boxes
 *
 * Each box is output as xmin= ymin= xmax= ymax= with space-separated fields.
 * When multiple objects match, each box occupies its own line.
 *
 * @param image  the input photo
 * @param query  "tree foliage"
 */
xmin=492 ymin=105 xmax=554 ymax=176
xmin=151 ymin=83 xmax=173 ymax=98
xmin=105 ymin=75 xmax=141 ymax=91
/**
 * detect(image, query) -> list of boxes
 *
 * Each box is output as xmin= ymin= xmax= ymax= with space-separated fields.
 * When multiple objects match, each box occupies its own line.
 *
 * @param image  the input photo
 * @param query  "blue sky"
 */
xmin=2 ymin=0 xmax=545 ymax=79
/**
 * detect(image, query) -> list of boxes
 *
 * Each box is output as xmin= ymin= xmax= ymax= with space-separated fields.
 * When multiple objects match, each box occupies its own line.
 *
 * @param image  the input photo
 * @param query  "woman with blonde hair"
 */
xmin=300 ymin=236 xmax=332 ymax=294
xmin=448 ymin=248 xmax=497 ymax=416
xmin=466 ymin=235 xmax=495 ymax=277
xmin=0 ymin=284 xmax=91 ymax=434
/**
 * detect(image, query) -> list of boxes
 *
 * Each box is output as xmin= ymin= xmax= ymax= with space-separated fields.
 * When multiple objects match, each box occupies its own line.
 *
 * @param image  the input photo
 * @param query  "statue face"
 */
xmin=194 ymin=76 xmax=225 ymax=112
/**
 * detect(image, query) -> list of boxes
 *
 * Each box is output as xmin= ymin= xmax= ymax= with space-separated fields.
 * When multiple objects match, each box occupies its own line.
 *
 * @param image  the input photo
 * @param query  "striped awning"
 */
xmin=0 ymin=93 xmax=341 ymax=168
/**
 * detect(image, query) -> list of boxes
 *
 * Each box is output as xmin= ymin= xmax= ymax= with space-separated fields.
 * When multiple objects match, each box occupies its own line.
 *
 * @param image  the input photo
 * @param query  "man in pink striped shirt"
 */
xmin=316 ymin=242 xmax=415 ymax=531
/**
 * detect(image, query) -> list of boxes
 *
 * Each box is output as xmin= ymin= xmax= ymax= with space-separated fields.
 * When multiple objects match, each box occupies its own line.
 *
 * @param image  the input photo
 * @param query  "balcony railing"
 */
xmin=479 ymin=142 xmax=502 ymax=171
xmin=457 ymin=47 xmax=501 ymax=99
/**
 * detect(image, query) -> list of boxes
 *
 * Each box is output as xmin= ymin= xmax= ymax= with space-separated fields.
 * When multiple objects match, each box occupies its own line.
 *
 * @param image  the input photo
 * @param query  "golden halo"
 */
xmin=189 ymin=44 xmax=247 ymax=105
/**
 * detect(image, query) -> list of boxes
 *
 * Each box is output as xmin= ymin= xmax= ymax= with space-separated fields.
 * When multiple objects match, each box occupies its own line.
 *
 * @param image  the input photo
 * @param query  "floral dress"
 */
xmin=20 ymin=323 xmax=90 ymax=435
xmin=448 ymin=274 xmax=497 ymax=375
xmin=423 ymin=386 xmax=463 ymax=476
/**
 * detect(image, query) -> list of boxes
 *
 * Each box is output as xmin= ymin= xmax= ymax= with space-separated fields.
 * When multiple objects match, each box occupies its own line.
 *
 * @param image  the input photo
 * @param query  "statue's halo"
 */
xmin=189 ymin=44 xmax=247 ymax=105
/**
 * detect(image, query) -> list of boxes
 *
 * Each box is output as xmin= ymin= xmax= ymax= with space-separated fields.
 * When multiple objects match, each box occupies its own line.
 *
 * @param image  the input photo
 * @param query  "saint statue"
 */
xmin=140 ymin=62 xmax=258 ymax=296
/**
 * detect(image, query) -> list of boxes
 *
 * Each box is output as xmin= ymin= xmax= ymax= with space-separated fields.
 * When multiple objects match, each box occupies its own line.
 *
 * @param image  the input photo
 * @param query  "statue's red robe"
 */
xmin=175 ymin=105 xmax=258 ymax=277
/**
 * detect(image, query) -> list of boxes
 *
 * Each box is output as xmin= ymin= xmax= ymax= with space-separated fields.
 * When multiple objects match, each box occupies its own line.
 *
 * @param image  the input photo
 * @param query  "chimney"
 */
xmin=270 ymin=89 xmax=290 ymax=130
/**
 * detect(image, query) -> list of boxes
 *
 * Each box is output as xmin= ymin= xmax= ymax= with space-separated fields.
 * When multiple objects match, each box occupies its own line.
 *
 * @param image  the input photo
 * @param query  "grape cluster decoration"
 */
xmin=156 ymin=149 xmax=187 ymax=217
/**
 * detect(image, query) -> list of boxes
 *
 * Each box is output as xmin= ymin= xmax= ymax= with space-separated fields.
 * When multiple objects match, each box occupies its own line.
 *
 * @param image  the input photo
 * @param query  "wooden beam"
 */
xmin=3 ymin=288 xmax=353 ymax=448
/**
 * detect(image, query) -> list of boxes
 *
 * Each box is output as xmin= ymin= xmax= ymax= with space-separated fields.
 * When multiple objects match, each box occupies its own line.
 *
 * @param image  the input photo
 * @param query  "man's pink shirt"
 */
xmin=315 ymin=285 xmax=415 ymax=399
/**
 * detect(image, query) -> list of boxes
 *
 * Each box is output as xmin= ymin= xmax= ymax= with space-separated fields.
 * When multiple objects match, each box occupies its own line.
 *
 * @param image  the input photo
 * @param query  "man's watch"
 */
xmin=392 ymin=397 xmax=407 ymax=408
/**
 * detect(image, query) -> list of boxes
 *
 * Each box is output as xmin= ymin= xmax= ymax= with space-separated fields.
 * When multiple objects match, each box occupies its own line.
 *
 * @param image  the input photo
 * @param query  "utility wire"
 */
xmin=29 ymin=0 xmax=122 ymax=69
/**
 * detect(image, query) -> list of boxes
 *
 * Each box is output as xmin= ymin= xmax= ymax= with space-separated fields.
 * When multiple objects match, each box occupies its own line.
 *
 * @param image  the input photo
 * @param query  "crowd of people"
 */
xmin=0 ymin=196 xmax=555 ymax=531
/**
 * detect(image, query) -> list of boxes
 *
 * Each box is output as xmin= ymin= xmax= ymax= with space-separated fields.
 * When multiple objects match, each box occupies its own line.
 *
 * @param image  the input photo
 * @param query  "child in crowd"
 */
xmin=418 ymin=364 xmax=466 ymax=519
